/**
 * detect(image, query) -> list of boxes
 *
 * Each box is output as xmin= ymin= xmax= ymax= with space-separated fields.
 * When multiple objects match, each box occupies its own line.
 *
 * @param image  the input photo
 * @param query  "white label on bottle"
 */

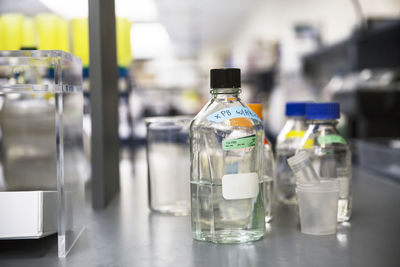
xmin=222 ymin=172 xmax=259 ymax=200
xmin=337 ymin=177 xmax=349 ymax=198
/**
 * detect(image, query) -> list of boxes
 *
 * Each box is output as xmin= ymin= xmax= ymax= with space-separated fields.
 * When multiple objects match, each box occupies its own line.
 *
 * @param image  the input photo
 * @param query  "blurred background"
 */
xmin=0 ymin=0 xmax=399 ymax=146
xmin=0 ymin=0 xmax=399 ymax=261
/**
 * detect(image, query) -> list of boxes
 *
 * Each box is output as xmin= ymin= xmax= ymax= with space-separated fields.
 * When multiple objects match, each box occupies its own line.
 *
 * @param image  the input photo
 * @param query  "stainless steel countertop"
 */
xmin=1 ymin=148 xmax=400 ymax=267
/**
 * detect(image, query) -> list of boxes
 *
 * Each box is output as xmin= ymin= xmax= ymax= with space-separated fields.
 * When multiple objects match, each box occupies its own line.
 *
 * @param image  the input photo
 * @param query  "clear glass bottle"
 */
xmin=248 ymin=103 xmax=274 ymax=223
xmin=299 ymin=102 xmax=351 ymax=222
xmin=190 ymin=68 xmax=265 ymax=243
xmin=275 ymin=102 xmax=307 ymax=204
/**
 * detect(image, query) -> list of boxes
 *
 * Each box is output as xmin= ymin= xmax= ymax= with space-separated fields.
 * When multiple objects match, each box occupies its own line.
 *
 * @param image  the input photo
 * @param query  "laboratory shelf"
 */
xmin=0 ymin=148 xmax=400 ymax=267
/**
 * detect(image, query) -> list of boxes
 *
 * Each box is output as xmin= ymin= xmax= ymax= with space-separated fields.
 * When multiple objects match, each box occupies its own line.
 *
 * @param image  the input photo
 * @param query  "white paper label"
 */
xmin=222 ymin=172 xmax=259 ymax=200
xmin=337 ymin=177 xmax=349 ymax=198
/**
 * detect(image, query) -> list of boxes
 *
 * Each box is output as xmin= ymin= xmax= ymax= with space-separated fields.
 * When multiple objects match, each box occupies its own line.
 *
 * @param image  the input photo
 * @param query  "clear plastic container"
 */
xmin=296 ymin=180 xmax=339 ymax=235
xmin=287 ymin=151 xmax=320 ymax=184
xmin=0 ymin=50 xmax=86 ymax=257
xmin=299 ymin=102 xmax=352 ymax=222
xmin=190 ymin=68 xmax=265 ymax=243
xmin=275 ymin=102 xmax=308 ymax=204
xmin=145 ymin=116 xmax=191 ymax=216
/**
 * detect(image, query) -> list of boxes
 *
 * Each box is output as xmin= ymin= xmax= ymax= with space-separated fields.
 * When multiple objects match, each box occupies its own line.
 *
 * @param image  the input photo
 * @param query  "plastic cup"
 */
xmin=296 ymin=180 xmax=339 ymax=235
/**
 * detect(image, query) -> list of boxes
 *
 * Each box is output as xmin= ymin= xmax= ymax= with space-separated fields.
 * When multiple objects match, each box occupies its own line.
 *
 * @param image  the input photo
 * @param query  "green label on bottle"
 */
xmin=318 ymin=135 xmax=347 ymax=145
xmin=222 ymin=135 xmax=257 ymax=151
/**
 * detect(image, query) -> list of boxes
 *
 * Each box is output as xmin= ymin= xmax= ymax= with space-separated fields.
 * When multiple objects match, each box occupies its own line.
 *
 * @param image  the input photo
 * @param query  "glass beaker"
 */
xmin=145 ymin=116 xmax=191 ymax=216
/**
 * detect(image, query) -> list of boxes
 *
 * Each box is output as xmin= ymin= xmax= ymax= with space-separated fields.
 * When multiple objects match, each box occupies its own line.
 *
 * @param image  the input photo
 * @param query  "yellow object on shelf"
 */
xmin=36 ymin=13 xmax=69 ymax=52
xmin=0 ymin=12 xmax=70 ymax=51
xmin=58 ymin=19 xmax=70 ymax=52
xmin=22 ymin=18 xmax=36 ymax=48
xmin=72 ymin=18 xmax=89 ymax=67
xmin=116 ymin=17 xmax=132 ymax=67
xmin=0 ymin=17 xmax=4 ymax=50
xmin=1 ymin=13 xmax=24 ymax=50
xmin=71 ymin=17 xmax=132 ymax=68
xmin=36 ymin=14 xmax=59 ymax=50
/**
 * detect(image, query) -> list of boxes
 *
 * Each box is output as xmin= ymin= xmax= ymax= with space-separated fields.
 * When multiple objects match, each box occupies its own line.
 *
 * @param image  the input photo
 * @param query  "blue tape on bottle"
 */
xmin=207 ymin=106 xmax=262 ymax=123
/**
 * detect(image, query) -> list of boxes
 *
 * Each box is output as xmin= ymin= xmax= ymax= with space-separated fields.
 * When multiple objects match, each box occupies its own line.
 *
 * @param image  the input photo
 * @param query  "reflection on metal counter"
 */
xmin=357 ymin=139 xmax=400 ymax=182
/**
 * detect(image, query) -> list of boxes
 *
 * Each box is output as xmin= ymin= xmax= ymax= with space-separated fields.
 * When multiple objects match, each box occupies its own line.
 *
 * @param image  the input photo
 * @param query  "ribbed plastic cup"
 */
xmin=296 ymin=180 xmax=339 ymax=235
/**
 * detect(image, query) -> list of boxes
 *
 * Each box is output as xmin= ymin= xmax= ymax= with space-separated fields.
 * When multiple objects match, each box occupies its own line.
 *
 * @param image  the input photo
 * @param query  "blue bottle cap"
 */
xmin=118 ymin=67 xmax=128 ymax=78
xmin=305 ymin=102 xmax=340 ymax=120
xmin=286 ymin=102 xmax=307 ymax=117
xmin=82 ymin=67 xmax=89 ymax=78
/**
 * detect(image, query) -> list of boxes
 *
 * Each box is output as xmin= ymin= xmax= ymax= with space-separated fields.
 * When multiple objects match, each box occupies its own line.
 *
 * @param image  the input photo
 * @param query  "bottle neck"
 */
xmin=287 ymin=116 xmax=305 ymax=121
xmin=210 ymin=88 xmax=241 ymax=100
xmin=307 ymin=119 xmax=338 ymax=126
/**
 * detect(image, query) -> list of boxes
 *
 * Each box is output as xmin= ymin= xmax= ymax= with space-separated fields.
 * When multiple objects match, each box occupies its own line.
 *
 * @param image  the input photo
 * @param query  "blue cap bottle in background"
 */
xmin=286 ymin=102 xmax=308 ymax=117
xmin=305 ymin=102 xmax=340 ymax=120
xmin=300 ymin=102 xmax=352 ymax=223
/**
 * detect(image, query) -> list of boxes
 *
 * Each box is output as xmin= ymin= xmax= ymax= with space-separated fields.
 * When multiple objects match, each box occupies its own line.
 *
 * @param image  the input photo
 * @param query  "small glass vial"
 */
xmin=299 ymin=102 xmax=352 ymax=222
xmin=275 ymin=102 xmax=308 ymax=204
xmin=190 ymin=68 xmax=266 ymax=243
xmin=248 ymin=103 xmax=274 ymax=223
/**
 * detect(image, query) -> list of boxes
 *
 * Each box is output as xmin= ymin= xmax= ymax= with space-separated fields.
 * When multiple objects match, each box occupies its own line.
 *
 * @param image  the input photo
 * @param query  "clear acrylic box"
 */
xmin=0 ymin=50 xmax=86 ymax=257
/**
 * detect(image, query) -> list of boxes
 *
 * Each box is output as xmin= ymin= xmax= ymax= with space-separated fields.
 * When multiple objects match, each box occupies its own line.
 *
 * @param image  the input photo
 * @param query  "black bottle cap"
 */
xmin=210 ymin=68 xmax=241 ymax=88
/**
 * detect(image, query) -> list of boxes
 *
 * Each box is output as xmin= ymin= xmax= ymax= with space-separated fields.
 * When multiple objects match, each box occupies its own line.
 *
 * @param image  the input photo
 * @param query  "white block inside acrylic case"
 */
xmin=0 ymin=191 xmax=57 ymax=239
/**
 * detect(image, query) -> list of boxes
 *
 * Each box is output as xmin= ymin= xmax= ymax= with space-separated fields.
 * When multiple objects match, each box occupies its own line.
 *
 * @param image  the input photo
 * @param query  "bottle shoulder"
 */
xmin=299 ymin=123 xmax=350 ymax=151
xmin=276 ymin=119 xmax=307 ymax=146
xmin=191 ymin=100 xmax=264 ymax=131
xmin=303 ymin=124 xmax=344 ymax=139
